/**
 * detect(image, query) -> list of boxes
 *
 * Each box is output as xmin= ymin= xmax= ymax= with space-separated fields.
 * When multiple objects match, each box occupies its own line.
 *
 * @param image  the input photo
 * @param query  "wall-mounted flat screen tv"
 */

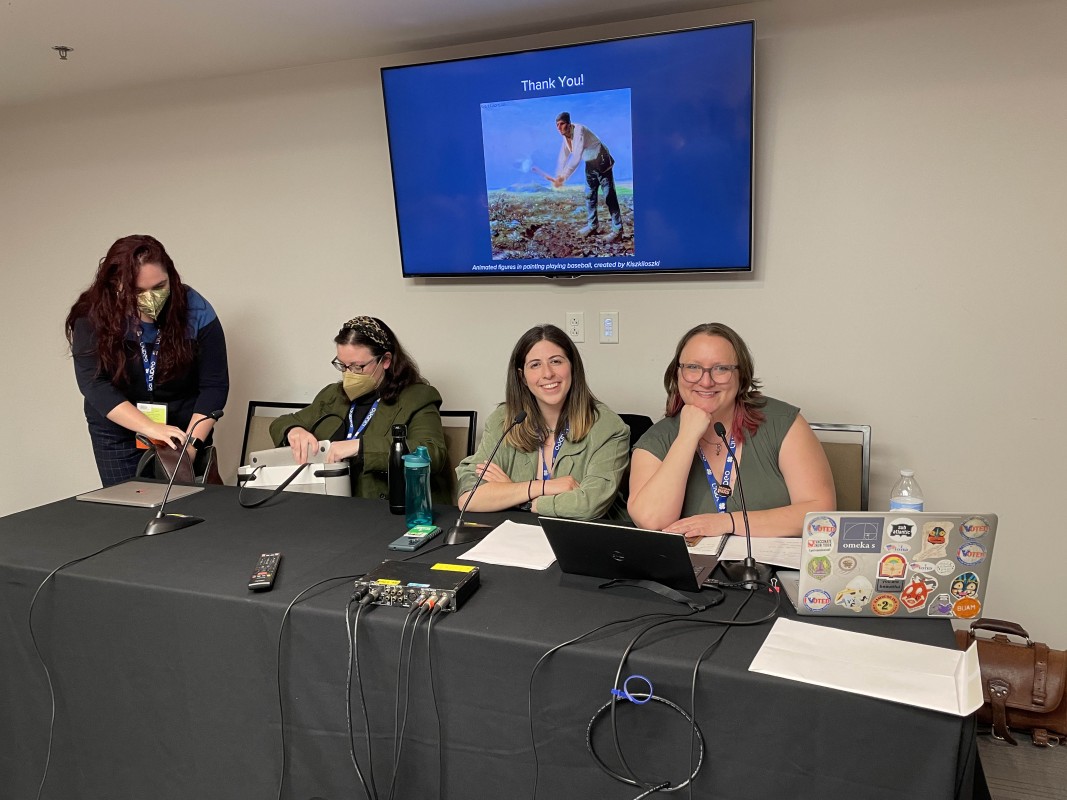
xmin=381 ymin=20 xmax=754 ymax=278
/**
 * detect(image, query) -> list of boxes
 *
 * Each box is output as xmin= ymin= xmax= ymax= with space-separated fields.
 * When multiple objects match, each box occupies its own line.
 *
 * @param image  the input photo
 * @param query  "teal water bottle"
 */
xmin=403 ymin=445 xmax=433 ymax=526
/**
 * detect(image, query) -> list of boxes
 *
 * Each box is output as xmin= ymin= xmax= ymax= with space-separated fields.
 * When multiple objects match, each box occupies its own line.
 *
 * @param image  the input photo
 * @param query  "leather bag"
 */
xmin=955 ymin=618 xmax=1066 ymax=746
xmin=136 ymin=442 xmax=223 ymax=486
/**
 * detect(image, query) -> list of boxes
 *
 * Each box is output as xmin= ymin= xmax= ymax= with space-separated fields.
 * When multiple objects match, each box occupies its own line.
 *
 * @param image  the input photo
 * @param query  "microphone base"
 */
xmin=718 ymin=558 xmax=773 ymax=590
xmin=144 ymin=514 xmax=204 ymax=536
xmin=445 ymin=521 xmax=492 ymax=546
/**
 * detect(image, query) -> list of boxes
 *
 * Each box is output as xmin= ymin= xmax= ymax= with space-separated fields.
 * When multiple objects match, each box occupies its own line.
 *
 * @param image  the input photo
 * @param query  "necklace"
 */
xmin=700 ymin=438 xmax=722 ymax=457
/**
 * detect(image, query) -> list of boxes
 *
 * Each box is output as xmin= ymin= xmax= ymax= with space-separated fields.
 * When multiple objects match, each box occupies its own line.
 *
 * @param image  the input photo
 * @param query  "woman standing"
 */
xmin=66 ymin=235 xmax=229 ymax=486
xmin=628 ymin=323 xmax=835 ymax=539
xmin=455 ymin=324 xmax=629 ymax=519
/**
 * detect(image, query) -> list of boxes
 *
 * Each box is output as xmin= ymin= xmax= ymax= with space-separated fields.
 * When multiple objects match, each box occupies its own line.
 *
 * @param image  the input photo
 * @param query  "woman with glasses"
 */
xmin=628 ymin=323 xmax=834 ymax=539
xmin=269 ymin=316 xmax=451 ymax=503
xmin=455 ymin=324 xmax=629 ymax=518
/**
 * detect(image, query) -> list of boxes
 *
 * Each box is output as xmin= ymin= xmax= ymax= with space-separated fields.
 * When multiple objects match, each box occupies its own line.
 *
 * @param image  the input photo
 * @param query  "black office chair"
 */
xmin=616 ymin=413 xmax=655 ymax=506
xmin=241 ymin=400 xmax=308 ymax=464
xmin=618 ymin=413 xmax=654 ymax=450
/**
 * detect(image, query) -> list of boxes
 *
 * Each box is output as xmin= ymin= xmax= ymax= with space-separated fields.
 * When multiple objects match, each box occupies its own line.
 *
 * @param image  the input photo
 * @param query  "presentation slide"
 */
xmin=381 ymin=22 xmax=753 ymax=277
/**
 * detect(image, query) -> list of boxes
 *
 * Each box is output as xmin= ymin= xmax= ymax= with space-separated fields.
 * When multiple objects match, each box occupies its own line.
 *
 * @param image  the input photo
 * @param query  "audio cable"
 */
xmin=346 ymin=588 xmax=379 ymax=800
xmin=528 ymin=606 xmax=702 ymax=800
xmin=602 ymin=585 xmax=781 ymax=797
xmin=274 ymin=574 xmax=363 ymax=800
xmin=27 ymin=530 xmax=186 ymax=800
xmin=386 ymin=597 xmax=431 ymax=800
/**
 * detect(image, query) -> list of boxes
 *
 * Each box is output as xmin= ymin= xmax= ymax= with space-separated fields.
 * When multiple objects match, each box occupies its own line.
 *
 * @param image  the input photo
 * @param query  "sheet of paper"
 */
xmin=458 ymin=520 xmax=556 ymax=570
xmin=690 ymin=535 xmax=802 ymax=568
xmin=749 ymin=617 xmax=983 ymax=716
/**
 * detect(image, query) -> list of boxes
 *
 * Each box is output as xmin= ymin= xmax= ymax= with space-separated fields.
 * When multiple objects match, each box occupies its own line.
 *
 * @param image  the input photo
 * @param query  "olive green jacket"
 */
xmin=269 ymin=382 xmax=451 ymax=505
xmin=456 ymin=402 xmax=630 ymax=519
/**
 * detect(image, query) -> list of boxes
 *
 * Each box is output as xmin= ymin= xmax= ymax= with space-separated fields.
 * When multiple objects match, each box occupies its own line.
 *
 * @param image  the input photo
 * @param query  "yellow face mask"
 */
xmin=342 ymin=371 xmax=379 ymax=401
xmin=136 ymin=287 xmax=170 ymax=320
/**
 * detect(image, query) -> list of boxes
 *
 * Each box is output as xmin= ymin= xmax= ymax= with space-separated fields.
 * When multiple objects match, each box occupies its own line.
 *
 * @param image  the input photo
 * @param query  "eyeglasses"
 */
xmin=524 ymin=356 xmax=569 ymax=372
xmin=331 ymin=355 xmax=381 ymax=374
xmin=678 ymin=363 xmax=739 ymax=384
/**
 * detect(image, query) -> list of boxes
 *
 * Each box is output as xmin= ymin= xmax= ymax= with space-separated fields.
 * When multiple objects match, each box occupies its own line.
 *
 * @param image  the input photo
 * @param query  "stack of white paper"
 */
xmin=458 ymin=521 xmax=556 ymax=570
xmin=749 ymin=618 xmax=983 ymax=716
xmin=690 ymin=535 xmax=802 ymax=568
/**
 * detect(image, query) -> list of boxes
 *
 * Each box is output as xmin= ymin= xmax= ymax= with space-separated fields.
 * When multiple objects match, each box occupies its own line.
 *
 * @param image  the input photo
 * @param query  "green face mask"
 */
xmin=136 ymin=287 xmax=170 ymax=320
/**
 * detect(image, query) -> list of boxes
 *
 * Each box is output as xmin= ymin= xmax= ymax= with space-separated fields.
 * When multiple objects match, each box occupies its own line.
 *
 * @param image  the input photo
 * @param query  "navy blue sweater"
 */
xmin=71 ymin=287 xmax=229 ymax=433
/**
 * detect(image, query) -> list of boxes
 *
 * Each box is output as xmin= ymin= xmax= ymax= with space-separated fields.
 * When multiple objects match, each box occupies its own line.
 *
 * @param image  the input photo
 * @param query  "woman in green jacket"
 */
xmin=269 ymin=316 xmax=450 ymax=504
xmin=456 ymin=324 xmax=629 ymax=519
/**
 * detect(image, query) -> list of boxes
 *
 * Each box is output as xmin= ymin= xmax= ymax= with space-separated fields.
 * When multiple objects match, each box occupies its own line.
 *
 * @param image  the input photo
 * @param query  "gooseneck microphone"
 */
xmin=714 ymin=421 xmax=763 ymax=589
xmin=445 ymin=411 xmax=527 ymax=546
xmin=144 ymin=410 xmax=224 ymax=536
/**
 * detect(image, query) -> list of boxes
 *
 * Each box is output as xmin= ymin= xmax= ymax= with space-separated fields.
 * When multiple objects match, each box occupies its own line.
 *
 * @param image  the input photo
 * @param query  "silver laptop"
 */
xmin=539 ymin=518 xmax=718 ymax=592
xmin=247 ymin=440 xmax=330 ymax=468
xmin=790 ymin=511 xmax=997 ymax=618
xmin=76 ymin=480 xmax=203 ymax=508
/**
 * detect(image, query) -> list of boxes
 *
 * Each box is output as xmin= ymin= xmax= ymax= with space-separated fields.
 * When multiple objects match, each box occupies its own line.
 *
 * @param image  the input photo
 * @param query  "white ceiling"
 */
xmin=1 ymin=0 xmax=745 ymax=108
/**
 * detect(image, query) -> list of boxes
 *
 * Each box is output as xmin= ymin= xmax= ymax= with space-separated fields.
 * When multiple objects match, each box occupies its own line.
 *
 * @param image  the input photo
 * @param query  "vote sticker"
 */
xmin=957 ymin=541 xmax=986 ymax=567
xmin=960 ymin=516 xmax=992 ymax=539
xmin=807 ymin=516 xmax=838 ymax=537
xmin=803 ymin=589 xmax=832 ymax=612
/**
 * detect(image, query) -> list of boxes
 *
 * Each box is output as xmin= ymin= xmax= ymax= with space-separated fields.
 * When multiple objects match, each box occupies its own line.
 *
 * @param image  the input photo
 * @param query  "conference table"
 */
xmin=0 ymin=486 xmax=980 ymax=800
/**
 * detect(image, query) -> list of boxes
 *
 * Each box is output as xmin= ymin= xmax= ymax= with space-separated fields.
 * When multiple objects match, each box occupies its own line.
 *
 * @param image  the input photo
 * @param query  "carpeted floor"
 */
xmin=978 ymin=736 xmax=1067 ymax=799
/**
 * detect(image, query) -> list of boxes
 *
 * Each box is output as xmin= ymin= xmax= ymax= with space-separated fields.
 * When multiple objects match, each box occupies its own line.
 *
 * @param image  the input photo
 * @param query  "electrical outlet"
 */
xmin=566 ymin=312 xmax=585 ymax=342
xmin=598 ymin=311 xmax=619 ymax=343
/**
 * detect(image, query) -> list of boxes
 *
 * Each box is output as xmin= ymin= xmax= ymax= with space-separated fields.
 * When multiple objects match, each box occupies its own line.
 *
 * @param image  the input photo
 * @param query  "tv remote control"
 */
xmin=248 ymin=553 xmax=281 ymax=591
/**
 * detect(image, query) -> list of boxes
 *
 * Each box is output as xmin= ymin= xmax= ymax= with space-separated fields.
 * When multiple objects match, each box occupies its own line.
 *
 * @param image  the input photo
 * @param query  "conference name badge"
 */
xmin=135 ymin=402 xmax=168 ymax=449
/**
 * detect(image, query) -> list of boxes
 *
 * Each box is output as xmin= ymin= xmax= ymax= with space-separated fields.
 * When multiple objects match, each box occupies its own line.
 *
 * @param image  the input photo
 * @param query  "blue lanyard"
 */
xmin=697 ymin=437 xmax=735 ymax=513
xmin=138 ymin=335 xmax=160 ymax=394
xmin=346 ymin=398 xmax=379 ymax=440
xmin=539 ymin=426 xmax=569 ymax=481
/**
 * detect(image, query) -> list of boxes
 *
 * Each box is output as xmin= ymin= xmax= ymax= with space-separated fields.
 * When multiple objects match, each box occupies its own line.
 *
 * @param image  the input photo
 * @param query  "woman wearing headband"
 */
xmin=628 ymin=322 xmax=835 ymax=540
xmin=455 ymin=324 xmax=629 ymax=519
xmin=269 ymin=316 xmax=451 ymax=503
xmin=65 ymin=235 xmax=229 ymax=486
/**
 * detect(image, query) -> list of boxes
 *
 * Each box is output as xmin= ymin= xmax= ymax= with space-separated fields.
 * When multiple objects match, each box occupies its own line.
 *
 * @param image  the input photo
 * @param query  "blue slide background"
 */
xmin=381 ymin=22 xmax=753 ymax=276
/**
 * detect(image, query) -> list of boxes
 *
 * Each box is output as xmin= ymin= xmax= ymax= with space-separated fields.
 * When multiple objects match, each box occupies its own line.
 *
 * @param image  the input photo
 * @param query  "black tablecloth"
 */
xmin=0 ymin=486 xmax=978 ymax=799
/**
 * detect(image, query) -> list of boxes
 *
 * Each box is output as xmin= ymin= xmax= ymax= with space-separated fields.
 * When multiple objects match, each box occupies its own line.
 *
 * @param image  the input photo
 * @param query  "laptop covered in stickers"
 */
xmin=789 ymin=511 xmax=998 ymax=619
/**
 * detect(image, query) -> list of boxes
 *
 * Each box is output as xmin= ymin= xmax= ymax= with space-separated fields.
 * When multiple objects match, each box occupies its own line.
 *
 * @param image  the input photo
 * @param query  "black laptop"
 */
xmin=538 ymin=518 xmax=718 ymax=592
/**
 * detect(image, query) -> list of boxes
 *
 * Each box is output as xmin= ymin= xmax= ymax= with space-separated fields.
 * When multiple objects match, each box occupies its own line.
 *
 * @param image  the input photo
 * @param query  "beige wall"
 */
xmin=2 ymin=0 xmax=1064 ymax=645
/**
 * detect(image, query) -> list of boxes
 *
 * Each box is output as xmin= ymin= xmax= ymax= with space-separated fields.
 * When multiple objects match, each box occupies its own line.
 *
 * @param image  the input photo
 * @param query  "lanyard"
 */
xmin=138 ymin=335 xmax=160 ymax=394
xmin=539 ymin=426 xmax=569 ymax=481
xmin=346 ymin=398 xmax=379 ymax=440
xmin=697 ymin=437 xmax=735 ymax=514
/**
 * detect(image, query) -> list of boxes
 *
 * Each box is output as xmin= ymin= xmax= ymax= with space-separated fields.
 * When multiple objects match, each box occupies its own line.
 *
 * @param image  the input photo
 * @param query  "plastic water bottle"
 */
xmin=889 ymin=469 xmax=924 ymax=512
xmin=388 ymin=424 xmax=409 ymax=515
xmin=403 ymin=446 xmax=433 ymax=526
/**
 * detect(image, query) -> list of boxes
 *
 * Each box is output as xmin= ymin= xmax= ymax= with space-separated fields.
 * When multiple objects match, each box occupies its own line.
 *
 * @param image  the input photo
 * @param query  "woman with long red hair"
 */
xmin=628 ymin=323 xmax=834 ymax=540
xmin=65 ymin=235 xmax=229 ymax=486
